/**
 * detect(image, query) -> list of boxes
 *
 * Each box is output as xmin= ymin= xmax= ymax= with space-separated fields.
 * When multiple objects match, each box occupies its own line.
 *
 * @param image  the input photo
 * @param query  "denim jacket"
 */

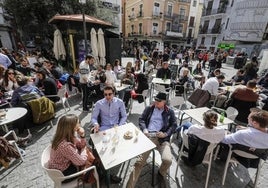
xmin=139 ymin=105 xmax=177 ymax=143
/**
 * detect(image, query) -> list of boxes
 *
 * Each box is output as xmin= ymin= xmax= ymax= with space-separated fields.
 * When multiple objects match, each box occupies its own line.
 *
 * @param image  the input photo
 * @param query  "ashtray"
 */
xmin=123 ymin=131 xmax=133 ymax=139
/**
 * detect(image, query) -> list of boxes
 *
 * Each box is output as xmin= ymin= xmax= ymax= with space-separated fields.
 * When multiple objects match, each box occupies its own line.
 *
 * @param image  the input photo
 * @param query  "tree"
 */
xmin=3 ymin=0 xmax=96 ymax=44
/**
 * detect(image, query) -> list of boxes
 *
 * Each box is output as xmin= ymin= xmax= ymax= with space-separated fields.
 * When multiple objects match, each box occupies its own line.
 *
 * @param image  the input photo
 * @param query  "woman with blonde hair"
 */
xmin=48 ymin=114 xmax=94 ymax=179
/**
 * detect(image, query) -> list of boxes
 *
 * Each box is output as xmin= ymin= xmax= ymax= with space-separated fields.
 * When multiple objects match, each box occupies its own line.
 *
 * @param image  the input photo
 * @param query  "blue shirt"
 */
xmin=147 ymin=107 xmax=164 ymax=132
xmin=221 ymin=127 xmax=268 ymax=149
xmin=91 ymin=97 xmax=127 ymax=131
xmin=0 ymin=53 xmax=12 ymax=69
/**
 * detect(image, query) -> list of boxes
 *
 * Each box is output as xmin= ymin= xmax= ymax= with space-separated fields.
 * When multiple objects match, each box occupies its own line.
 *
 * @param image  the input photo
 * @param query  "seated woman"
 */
xmin=180 ymin=110 xmax=225 ymax=166
xmin=123 ymin=73 xmax=148 ymax=108
xmin=121 ymin=68 xmax=135 ymax=86
xmin=35 ymin=68 xmax=59 ymax=102
xmin=48 ymin=114 xmax=94 ymax=181
xmin=0 ymin=68 xmax=19 ymax=91
xmin=113 ymin=59 xmax=124 ymax=79
xmin=174 ymin=69 xmax=195 ymax=95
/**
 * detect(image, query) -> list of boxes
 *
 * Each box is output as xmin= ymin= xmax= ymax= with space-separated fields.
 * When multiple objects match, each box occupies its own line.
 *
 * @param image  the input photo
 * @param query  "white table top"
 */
xmin=152 ymin=78 xmax=171 ymax=85
xmin=219 ymin=85 xmax=246 ymax=93
xmin=182 ymin=107 xmax=233 ymax=128
xmin=0 ymin=107 xmax=28 ymax=126
xmin=114 ymin=82 xmax=131 ymax=92
xmin=90 ymin=123 xmax=156 ymax=170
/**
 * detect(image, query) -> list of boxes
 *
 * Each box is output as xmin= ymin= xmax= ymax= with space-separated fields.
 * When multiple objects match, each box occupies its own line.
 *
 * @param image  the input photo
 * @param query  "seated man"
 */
xmin=221 ymin=108 xmax=268 ymax=168
xmin=229 ymin=80 xmax=259 ymax=124
xmin=126 ymin=92 xmax=176 ymax=188
xmin=91 ymin=85 xmax=127 ymax=132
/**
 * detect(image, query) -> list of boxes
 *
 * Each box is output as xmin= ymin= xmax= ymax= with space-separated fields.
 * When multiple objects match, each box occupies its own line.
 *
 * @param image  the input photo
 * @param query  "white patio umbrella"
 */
xmin=97 ymin=28 xmax=106 ymax=66
xmin=53 ymin=29 xmax=66 ymax=60
xmin=90 ymin=28 xmax=99 ymax=65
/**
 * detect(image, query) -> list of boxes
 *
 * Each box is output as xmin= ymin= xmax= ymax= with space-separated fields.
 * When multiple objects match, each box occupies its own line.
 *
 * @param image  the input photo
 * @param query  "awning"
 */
xmin=48 ymin=14 xmax=114 ymax=28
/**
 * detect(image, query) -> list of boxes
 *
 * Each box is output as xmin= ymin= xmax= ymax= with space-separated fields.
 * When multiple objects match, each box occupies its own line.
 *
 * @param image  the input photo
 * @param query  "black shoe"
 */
xmin=157 ymin=171 xmax=167 ymax=188
xmin=110 ymin=174 xmax=122 ymax=184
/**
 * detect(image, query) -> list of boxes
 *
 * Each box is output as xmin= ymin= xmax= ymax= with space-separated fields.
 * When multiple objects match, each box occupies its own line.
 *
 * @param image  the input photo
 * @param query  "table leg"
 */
xmin=2 ymin=124 xmax=9 ymax=132
xmin=105 ymin=169 xmax=110 ymax=188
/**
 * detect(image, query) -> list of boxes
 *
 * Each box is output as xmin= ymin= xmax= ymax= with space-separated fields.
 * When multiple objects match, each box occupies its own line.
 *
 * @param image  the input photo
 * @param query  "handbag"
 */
xmin=130 ymin=90 xmax=137 ymax=99
xmin=188 ymin=88 xmax=211 ymax=107
xmin=80 ymin=147 xmax=96 ymax=184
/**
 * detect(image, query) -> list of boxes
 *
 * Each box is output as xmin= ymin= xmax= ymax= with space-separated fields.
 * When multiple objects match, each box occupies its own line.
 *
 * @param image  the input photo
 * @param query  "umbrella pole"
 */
xmin=69 ymin=34 xmax=76 ymax=71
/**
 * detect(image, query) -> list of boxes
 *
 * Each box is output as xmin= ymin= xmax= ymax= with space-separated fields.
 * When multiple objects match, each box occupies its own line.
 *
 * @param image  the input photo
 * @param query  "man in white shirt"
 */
xmin=202 ymin=74 xmax=225 ymax=96
xmin=79 ymin=54 xmax=95 ymax=111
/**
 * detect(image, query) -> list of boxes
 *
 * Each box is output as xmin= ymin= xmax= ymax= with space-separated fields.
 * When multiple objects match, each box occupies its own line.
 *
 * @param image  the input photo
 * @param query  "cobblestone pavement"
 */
xmin=0 ymin=62 xmax=267 ymax=188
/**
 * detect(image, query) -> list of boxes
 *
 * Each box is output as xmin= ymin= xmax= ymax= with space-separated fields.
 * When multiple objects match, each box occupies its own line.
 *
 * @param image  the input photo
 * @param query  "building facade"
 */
xmin=196 ymin=0 xmax=230 ymax=52
xmin=123 ymin=0 xmax=193 ymax=50
xmin=185 ymin=0 xmax=203 ymax=47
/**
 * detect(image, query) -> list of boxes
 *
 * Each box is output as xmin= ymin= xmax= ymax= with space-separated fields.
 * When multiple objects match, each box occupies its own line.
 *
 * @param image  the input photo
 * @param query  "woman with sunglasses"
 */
xmin=0 ymin=68 xmax=19 ymax=91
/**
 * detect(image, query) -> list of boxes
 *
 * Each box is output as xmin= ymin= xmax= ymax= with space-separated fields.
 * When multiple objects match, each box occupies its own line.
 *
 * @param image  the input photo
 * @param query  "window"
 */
xmin=154 ymin=2 xmax=160 ymax=15
xmin=178 ymin=24 xmax=183 ymax=33
xmin=166 ymin=22 xmax=171 ymax=31
xmin=167 ymin=4 xmax=173 ymax=16
xmin=131 ymin=25 xmax=134 ymax=33
xmin=152 ymin=23 xmax=158 ymax=34
xmin=201 ymin=37 xmax=205 ymax=44
xmin=188 ymin=29 xmax=192 ymax=38
xmin=211 ymin=37 xmax=216 ymax=45
xmin=189 ymin=16 xmax=195 ymax=27
xmin=139 ymin=23 xmax=142 ymax=34
xmin=193 ymin=0 xmax=197 ymax=7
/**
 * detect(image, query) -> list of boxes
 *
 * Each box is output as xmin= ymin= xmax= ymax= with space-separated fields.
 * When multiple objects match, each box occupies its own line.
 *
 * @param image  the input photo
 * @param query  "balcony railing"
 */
xmin=202 ymin=6 xmax=227 ymax=16
xmin=128 ymin=14 xmax=136 ymax=20
xmin=137 ymin=11 xmax=144 ymax=18
xmin=152 ymin=11 xmax=162 ymax=18
xmin=164 ymin=13 xmax=173 ymax=19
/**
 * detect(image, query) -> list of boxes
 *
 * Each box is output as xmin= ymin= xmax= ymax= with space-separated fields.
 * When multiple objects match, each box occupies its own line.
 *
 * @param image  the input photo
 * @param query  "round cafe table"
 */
xmin=0 ymin=107 xmax=28 ymax=132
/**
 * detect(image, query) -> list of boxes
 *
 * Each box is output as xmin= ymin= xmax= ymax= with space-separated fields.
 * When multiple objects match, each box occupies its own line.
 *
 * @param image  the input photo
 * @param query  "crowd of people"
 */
xmin=1 ymin=44 xmax=268 ymax=187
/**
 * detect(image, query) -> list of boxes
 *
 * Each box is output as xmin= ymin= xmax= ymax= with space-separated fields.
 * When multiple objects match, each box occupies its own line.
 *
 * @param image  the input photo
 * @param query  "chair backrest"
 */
xmin=154 ymin=84 xmax=167 ymax=93
xmin=41 ymin=145 xmax=65 ymax=185
xmin=225 ymin=107 xmax=238 ymax=121
xmin=170 ymin=96 xmax=185 ymax=110
xmin=141 ymin=89 xmax=149 ymax=98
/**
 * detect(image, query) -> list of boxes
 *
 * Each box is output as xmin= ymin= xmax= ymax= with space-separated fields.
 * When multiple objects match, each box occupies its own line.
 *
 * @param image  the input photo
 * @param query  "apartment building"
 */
xmin=196 ymin=0 xmax=230 ymax=52
xmin=185 ymin=0 xmax=203 ymax=47
xmin=123 ymin=0 xmax=192 ymax=49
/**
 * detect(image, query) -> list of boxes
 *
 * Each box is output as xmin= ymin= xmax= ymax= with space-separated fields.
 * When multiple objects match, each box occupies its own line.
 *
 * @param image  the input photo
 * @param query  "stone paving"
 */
xmin=0 ymin=62 xmax=268 ymax=188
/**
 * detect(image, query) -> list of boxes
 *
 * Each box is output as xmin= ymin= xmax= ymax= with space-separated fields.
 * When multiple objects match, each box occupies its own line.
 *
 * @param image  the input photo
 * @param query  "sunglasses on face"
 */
xmin=104 ymin=93 xmax=113 ymax=96
xmin=8 ymin=72 xmax=14 ymax=75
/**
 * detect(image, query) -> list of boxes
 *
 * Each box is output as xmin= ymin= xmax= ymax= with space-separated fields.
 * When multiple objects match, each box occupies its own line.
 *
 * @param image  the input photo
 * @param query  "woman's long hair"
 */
xmin=203 ymin=110 xmax=218 ymax=129
xmin=51 ymin=114 xmax=79 ymax=150
xmin=3 ymin=68 xmax=15 ymax=87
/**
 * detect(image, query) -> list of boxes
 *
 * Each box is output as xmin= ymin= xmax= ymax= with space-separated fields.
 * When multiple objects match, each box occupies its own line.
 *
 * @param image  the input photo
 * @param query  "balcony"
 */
xmin=164 ymin=12 xmax=173 ymax=20
xmin=128 ymin=14 xmax=136 ymax=20
xmin=199 ymin=28 xmax=208 ymax=34
xmin=178 ymin=0 xmax=191 ymax=3
xmin=128 ymin=32 xmax=144 ymax=37
xmin=152 ymin=11 xmax=162 ymax=18
xmin=209 ymin=26 xmax=221 ymax=34
xmin=202 ymin=6 xmax=227 ymax=16
xmin=137 ymin=11 xmax=144 ymax=18
xmin=165 ymin=30 xmax=183 ymax=37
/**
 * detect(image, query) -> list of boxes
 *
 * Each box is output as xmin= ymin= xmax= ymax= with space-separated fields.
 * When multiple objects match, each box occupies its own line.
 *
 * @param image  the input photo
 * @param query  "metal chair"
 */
xmin=175 ymin=129 xmax=217 ymax=188
xmin=45 ymin=85 xmax=71 ymax=112
xmin=129 ymin=89 xmax=149 ymax=114
xmin=41 ymin=145 xmax=100 ymax=188
xmin=222 ymin=144 xmax=265 ymax=188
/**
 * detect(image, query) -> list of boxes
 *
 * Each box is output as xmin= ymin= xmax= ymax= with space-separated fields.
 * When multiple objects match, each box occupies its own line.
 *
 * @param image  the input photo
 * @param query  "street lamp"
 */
xmin=79 ymin=0 xmax=88 ymax=55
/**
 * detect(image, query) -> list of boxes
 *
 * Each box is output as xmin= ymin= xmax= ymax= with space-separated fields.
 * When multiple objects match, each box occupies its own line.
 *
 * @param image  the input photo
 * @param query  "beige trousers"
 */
xmin=126 ymin=138 xmax=172 ymax=188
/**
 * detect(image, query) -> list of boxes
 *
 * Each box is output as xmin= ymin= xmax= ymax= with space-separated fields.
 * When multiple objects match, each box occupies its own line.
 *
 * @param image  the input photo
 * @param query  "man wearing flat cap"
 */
xmin=127 ymin=92 xmax=177 ymax=188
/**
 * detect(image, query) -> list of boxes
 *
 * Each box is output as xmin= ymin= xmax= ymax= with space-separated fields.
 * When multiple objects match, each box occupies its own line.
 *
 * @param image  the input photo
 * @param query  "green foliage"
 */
xmin=2 ymin=0 xmax=96 ymax=39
